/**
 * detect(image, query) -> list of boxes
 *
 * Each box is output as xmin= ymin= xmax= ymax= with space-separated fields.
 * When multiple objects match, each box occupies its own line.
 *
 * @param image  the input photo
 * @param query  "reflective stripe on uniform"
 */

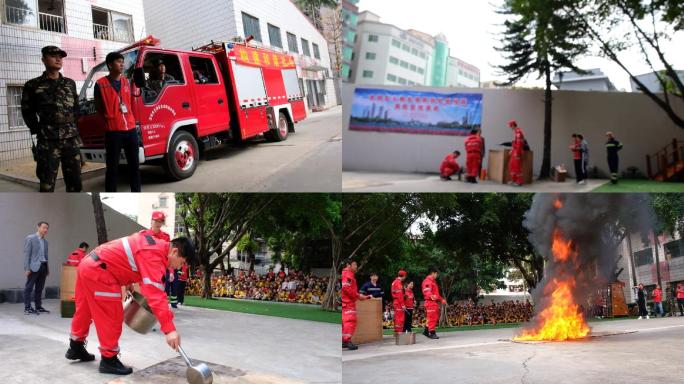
xmin=142 ymin=277 xmax=164 ymax=291
xmin=343 ymin=310 xmax=356 ymax=315
xmin=122 ymin=237 xmax=137 ymax=272
xmin=94 ymin=291 xmax=122 ymax=298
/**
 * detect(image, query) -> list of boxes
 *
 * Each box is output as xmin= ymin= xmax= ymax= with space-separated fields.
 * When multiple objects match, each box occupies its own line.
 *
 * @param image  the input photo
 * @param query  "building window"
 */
xmin=387 ymin=74 xmax=396 ymax=82
xmin=267 ymin=24 xmax=282 ymax=49
xmin=92 ymin=7 xmax=133 ymax=43
xmin=391 ymin=39 xmax=401 ymax=48
xmin=301 ymin=38 xmax=311 ymax=57
xmin=365 ymin=52 xmax=376 ymax=60
xmin=286 ymin=32 xmax=298 ymax=53
xmin=397 ymin=77 xmax=407 ymax=85
xmin=418 ymin=68 xmax=424 ymax=74
xmin=410 ymin=64 xmax=417 ymax=72
xmin=412 ymin=48 xmax=418 ymax=56
xmin=5 ymin=0 xmax=66 ymax=33
xmin=419 ymin=52 xmax=426 ymax=59
xmin=665 ymin=240 xmax=683 ymax=259
xmin=400 ymin=60 xmax=409 ymax=69
xmin=7 ymin=86 xmax=25 ymax=130
xmin=402 ymin=44 xmax=410 ymax=52
xmin=241 ymin=12 xmax=262 ymax=42
xmin=634 ymin=248 xmax=654 ymax=267
xmin=368 ymin=34 xmax=379 ymax=42
xmin=189 ymin=56 xmax=219 ymax=84
xmin=389 ymin=56 xmax=399 ymax=65
xmin=362 ymin=70 xmax=373 ymax=78
xmin=312 ymin=43 xmax=321 ymax=59
xmin=408 ymin=80 xmax=415 ymax=85
xmin=158 ymin=196 xmax=168 ymax=208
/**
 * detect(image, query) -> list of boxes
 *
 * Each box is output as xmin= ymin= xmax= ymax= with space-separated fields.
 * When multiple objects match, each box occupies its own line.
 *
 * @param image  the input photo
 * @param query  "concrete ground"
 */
xmin=0 ymin=106 xmax=341 ymax=193
xmin=342 ymin=317 xmax=684 ymax=384
xmin=342 ymin=171 xmax=606 ymax=192
xmin=0 ymin=299 xmax=340 ymax=384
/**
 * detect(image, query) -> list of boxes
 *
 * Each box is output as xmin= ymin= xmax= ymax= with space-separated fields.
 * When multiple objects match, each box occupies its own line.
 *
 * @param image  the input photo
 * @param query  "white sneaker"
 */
xmin=638 ymin=316 xmax=643 ymax=319
xmin=646 ymin=315 xmax=650 ymax=319
xmin=578 ymin=180 xmax=586 ymax=185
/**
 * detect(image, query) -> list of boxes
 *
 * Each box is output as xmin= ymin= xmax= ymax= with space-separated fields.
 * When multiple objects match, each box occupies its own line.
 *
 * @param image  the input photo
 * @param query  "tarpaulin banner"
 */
xmin=349 ymin=88 xmax=483 ymax=136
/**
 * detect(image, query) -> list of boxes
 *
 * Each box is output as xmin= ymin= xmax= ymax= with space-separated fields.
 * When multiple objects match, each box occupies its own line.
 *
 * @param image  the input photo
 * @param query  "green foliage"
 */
xmin=651 ymin=193 xmax=684 ymax=235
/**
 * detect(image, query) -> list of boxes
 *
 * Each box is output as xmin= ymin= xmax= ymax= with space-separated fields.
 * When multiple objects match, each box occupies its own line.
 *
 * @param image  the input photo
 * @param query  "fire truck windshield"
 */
xmin=79 ymin=49 xmax=139 ymax=102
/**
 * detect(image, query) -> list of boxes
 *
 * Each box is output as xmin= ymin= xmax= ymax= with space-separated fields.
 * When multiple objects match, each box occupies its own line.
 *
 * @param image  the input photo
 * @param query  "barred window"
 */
xmin=242 ymin=12 xmax=262 ymax=42
xmin=7 ymin=86 xmax=26 ymax=130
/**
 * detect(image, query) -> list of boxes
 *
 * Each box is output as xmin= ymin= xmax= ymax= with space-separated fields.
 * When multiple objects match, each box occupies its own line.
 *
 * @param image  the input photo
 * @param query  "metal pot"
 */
xmin=123 ymin=290 xmax=157 ymax=334
xmin=178 ymin=345 xmax=213 ymax=384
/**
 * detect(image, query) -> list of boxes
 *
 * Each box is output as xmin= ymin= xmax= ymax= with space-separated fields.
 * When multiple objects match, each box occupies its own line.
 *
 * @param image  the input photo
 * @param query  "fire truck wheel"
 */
xmin=164 ymin=130 xmax=199 ymax=180
xmin=265 ymin=111 xmax=290 ymax=142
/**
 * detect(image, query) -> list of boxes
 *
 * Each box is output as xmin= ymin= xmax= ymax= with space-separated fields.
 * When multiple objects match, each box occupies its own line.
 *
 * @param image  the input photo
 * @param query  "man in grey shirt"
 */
xmin=24 ymin=221 xmax=50 ymax=315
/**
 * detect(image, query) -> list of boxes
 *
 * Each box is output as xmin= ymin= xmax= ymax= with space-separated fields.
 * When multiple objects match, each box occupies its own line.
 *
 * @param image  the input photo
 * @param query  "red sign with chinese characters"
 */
xmin=231 ymin=45 xmax=296 ymax=70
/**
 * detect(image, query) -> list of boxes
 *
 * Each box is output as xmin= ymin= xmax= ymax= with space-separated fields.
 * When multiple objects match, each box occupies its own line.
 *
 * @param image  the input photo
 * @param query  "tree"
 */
xmin=294 ymin=0 xmax=339 ymax=30
xmin=320 ymin=4 xmax=344 ymax=76
xmin=497 ymin=0 xmax=590 ymax=179
xmin=651 ymin=193 xmax=684 ymax=235
xmin=91 ymin=193 xmax=108 ymax=245
xmin=177 ymin=194 xmax=275 ymax=298
xmin=566 ymin=0 xmax=684 ymax=128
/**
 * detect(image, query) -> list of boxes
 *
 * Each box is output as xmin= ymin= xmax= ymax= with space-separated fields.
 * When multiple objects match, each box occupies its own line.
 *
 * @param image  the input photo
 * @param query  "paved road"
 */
xmin=0 ymin=107 xmax=341 ymax=193
xmin=342 ymin=317 xmax=684 ymax=384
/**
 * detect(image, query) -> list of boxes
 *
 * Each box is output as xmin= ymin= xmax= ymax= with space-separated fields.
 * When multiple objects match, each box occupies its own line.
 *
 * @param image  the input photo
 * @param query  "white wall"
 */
xmin=137 ymin=193 xmax=176 ymax=237
xmin=342 ymin=83 xmax=684 ymax=176
xmin=0 ymin=193 xmax=144 ymax=290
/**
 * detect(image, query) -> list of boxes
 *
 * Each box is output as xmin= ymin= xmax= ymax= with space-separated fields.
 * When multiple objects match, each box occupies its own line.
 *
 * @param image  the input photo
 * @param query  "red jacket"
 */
xmin=652 ymin=288 xmax=662 ymax=302
xmin=89 ymin=232 xmax=175 ymax=333
xmin=391 ymin=277 xmax=405 ymax=307
xmin=440 ymin=153 xmax=460 ymax=173
xmin=512 ymin=127 xmax=525 ymax=154
xmin=405 ymin=288 xmax=415 ymax=309
xmin=422 ymin=275 xmax=443 ymax=303
xmin=65 ymin=248 xmax=86 ymax=266
xmin=677 ymin=286 xmax=684 ymax=299
xmin=571 ymin=140 xmax=582 ymax=160
xmin=465 ymin=134 xmax=484 ymax=155
xmin=96 ymin=76 xmax=136 ymax=132
xmin=139 ymin=228 xmax=171 ymax=242
xmin=341 ymin=266 xmax=360 ymax=306
xmin=177 ymin=263 xmax=189 ymax=282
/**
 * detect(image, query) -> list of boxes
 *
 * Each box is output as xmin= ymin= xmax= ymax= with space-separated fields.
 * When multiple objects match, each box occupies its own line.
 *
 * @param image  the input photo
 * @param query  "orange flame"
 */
xmin=514 ymin=227 xmax=589 ymax=341
xmin=553 ymin=198 xmax=563 ymax=209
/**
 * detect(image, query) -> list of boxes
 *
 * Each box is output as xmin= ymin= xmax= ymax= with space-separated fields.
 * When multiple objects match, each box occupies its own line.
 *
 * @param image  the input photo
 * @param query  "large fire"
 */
xmin=514 ymin=199 xmax=590 ymax=341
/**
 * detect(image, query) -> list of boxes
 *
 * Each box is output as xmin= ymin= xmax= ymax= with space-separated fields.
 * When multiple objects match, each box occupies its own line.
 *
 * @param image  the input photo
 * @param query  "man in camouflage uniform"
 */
xmin=21 ymin=45 xmax=83 ymax=192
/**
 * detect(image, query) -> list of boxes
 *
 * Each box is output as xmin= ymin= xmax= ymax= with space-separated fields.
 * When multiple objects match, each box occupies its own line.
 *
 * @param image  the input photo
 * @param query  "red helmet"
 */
xmin=508 ymin=120 xmax=518 ymax=128
xmin=151 ymin=211 xmax=166 ymax=222
xmin=398 ymin=270 xmax=407 ymax=277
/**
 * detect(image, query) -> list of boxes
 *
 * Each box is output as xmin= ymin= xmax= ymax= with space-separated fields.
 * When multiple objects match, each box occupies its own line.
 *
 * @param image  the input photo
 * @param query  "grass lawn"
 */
xmin=381 ymin=316 xmax=643 ymax=336
xmin=183 ymin=296 xmax=341 ymax=324
xmin=592 ymin=179 xmax=684 ymax=192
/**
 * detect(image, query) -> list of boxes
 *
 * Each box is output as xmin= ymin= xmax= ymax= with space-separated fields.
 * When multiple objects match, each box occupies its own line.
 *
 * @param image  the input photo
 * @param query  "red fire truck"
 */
xmin=77 ymin=36 xmax=307 ymax=180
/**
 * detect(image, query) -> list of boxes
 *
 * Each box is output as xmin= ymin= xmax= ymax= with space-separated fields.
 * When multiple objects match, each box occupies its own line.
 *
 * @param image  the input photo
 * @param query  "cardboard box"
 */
xmin=487 ymin=149 xmax=534 ymax=184
xmin=351 ymin=298 xmax=383 ymax=345
xmin=60 ymin=265 xmax=77 ymax=301
xmin=395 ymin=332 xmax=416 ymax=345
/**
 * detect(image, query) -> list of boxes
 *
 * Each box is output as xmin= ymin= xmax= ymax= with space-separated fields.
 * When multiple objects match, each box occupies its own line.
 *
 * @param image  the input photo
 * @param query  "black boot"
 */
xmin=342 ymin=341 xmax=358 ymax=350
xmin=99 ymin=355 xmax=133 ymax=375
xmin=65 ymin=339 xmax=95 ymax=362
xmin=423 ymin=327 xmax=430 ymax=337
xmin=429 ymin=331 xmax=439 ymax=339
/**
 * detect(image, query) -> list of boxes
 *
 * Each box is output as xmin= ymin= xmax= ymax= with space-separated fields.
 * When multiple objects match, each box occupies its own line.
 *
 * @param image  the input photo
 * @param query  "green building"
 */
xmin=342 ymin=0 xmax=360 ymax=80
xmin=430 ymin=34 xmax=449 ymax=87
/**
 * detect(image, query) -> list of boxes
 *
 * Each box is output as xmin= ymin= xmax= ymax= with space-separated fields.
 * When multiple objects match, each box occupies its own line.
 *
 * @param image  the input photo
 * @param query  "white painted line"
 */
xmin=343 ymin=340 xmax=508 ymax=362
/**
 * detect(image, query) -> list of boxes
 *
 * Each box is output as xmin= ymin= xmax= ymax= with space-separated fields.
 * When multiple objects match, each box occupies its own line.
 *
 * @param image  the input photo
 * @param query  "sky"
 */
xmin=99 ymin=193 xmax=140 ymax=218
xmin=357 ymin=0 xmax=684 ymax=91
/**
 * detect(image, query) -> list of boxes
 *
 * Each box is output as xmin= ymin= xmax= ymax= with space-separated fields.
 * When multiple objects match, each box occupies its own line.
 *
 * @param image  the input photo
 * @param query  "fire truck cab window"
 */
xmin=189 ymin=57 xmax=219 ymax=85
xmin=141 ymin=53 xmax=184 ymax=104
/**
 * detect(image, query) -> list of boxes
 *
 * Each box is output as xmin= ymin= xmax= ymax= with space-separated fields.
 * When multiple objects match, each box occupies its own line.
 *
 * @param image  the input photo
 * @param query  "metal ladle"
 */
xmin=178 ymin=345 xmax=213 ymax=384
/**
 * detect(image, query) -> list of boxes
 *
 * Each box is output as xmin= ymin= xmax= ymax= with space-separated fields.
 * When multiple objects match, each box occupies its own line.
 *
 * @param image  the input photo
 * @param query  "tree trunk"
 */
xmin=202 ymin=263 xmax=213 ymax=299
xmin=539 ymin=64 xmax=553 ymax=179
xmin=653 ymin=231 xmax=662 ymax=289
xmin=626 ymin=232 xmax=638 ymax=287
xmin=322 ymin=236 xmax=341 ymax=311
xmin=91 ymin=193 xmax=108 ymax=245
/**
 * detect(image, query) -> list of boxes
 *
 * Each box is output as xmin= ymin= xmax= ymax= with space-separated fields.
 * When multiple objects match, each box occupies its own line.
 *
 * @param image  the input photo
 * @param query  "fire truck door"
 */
xmin=188 ymin=55 xmax=229 ymax=135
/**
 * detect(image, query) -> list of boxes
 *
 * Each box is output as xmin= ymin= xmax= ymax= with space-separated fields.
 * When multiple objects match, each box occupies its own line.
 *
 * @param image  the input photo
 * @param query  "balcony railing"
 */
xmin=93 ymin=23 xmax=111 ymax=40
xmin=5 ymin=5 xmax=34 ymax=25
xmin=39 ymin=12 xmax=65 ymax=33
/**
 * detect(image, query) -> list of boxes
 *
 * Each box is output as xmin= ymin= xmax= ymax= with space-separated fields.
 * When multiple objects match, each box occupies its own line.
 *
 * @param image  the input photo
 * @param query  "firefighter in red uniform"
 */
xmin=422 ymin=266 xmax=446 ymax=339
xmin=439 ymin=150 xmax=461 ymax=181
xmin=65 ymin=233 xmax=195 ymax=375
xmin=342 ymin=259 xmax=370 ymax=350
xmin=176 ymin=263 xmax=189 ymax=305
xmin=140 ymin=211 xmax=171 ymax=241
xmin=391 ymin=270 xmax=407 ymax=334
xmin=464 ymin=128 xmax=485 ymax=183
xmin=507 ymin=120 xmax=526 ymax=186
xmin=65 ymin=242 xmax=89 ymax=266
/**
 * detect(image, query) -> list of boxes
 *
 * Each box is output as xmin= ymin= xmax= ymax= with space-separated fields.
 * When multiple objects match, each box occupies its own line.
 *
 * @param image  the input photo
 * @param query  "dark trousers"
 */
xmin=638 ymin=299 xmax=648 ymax=317
xmin=608 ymin=156 xmax=619 ymax=180
xmin=24 ymin=262 xmax=48 ymax=308
xmin=105 ymin=130 xmax=141 ymax=192
xmin=177 ymin=280 xmax=187 ymax=304
xmin=574 ymin=159 xmax=585 ymax=182
xmin=678 ymin=298 xmax=684 ymax=315
xmin=403 ymin=308 xmax=413 ymax=332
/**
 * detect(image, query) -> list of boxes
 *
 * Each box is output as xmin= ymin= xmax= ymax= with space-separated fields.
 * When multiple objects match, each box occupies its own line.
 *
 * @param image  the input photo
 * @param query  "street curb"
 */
xmin=0 ymin=166 xmax=106 ymax=190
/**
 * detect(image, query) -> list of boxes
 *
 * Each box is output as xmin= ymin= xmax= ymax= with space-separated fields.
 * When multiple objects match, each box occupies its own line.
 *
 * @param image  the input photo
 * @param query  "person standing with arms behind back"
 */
xmin=605 ymin=131 xmax=623 ymax=184
xmin=21 ymin=46 xmax=83 ymax=192
xmin=24 ymin=221 xmax=51 ymax=315
xmin=507 ymin=120 xmax=525 ymax=186
xmin=95 ymin=52 xmax=141 ymax=192
xmin=403 ymin=280 xmax=415 ymax=333
xmin=652 ymin=284 xmax=664 ymax=317
xmin=422 ymin=266 xmax=446 ymax=339
xmin=341 ymin=259 xmax=370 ymax=351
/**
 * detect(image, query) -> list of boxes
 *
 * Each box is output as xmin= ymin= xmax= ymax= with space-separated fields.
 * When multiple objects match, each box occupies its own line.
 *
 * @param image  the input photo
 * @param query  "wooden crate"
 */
xmin=60 ymin=265 xmax=78 ymax=301
xmin=487 ymin=149 xmax=534 ymax=184
xmin=351 ymin=298 xmax=383 ymax=345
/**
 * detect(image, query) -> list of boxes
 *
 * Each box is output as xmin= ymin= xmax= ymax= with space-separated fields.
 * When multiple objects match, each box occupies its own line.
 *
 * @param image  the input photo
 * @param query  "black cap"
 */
xmin=42 ymin=46 xmax=67 ymax=58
